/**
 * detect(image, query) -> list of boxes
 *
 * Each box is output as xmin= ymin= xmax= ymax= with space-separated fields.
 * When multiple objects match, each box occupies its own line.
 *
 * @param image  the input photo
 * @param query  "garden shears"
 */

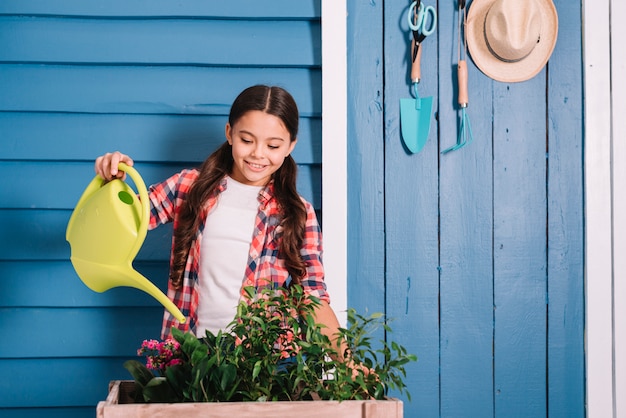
xmin=407 ymin=0 xmax=437 ymax=73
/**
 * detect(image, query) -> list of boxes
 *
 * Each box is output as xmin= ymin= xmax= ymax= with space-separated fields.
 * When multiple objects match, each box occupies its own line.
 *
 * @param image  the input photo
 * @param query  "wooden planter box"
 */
xmin=97 ymin=380 xmax=403 ymax=418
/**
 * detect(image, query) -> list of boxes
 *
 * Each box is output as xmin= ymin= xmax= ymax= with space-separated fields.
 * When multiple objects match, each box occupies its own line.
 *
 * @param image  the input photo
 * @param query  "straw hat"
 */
xmin=466 ymin=0 xmax=558 ymax=83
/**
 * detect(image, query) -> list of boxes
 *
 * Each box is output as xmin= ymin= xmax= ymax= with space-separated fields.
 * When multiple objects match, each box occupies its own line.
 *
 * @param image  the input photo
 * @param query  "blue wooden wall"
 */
xmin=347 ymin=1 xmax=585 ymax=417
xmin=0 ymin=1 xmax=321 ymax=417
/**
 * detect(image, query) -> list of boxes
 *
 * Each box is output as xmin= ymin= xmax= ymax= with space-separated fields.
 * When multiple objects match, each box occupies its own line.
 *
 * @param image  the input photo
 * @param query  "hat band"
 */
xmin=482 ymin=14 xmax=540 ymax=63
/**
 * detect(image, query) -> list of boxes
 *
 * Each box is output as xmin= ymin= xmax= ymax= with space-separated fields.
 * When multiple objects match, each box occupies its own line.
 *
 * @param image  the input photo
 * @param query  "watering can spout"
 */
xmin=66 ymin=163 xmax=186 ymax=324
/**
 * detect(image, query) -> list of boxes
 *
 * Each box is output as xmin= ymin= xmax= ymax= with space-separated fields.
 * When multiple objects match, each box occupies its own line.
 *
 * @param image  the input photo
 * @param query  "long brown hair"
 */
xmin=170 ymin=85 xmax=307 ymax=288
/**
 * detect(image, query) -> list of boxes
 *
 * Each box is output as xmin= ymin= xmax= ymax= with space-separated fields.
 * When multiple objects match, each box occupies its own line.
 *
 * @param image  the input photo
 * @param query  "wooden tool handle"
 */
xmin=458 ymin=60 xmax=468 ymax=107
xmin=410 ymin=40 xmax=422 ymax=83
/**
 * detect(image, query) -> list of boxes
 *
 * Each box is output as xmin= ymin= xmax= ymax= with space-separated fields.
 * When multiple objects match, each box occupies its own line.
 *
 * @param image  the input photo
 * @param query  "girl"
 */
xmin=95 ymin=85 xmax=343 ymax=346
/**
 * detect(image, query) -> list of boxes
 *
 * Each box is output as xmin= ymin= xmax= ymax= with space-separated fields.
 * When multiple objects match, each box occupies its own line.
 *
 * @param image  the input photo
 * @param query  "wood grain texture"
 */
xmin=346 ymin=2 xmax=386 ymax=316
xmin=1 ymin=113 xmax=321 ymax=164
xmin=0 ymin=358 xmax=145 ymax=408
xmin=0 ymin=2 xmax=322 ymax=416
xmin=0 ymin=407 xmax=95 ymax=418
xmin=545 ymin=1 xmax=585 ymax=416
xmin=97 ymin=381 xmax=403 ymax=418
xmin=0 ymin=65 xmax=321 ymax=116
xmin=382 ymin=0 xmax=440 ymax=416
xmin=0 ymin=18 xmax=320 ymax=66
xmin=0 ymin=0 xmax=320 ymax=18
xmin=0 ymin=260 xmax=169 ymax=307
xmin=0 ymin=307 xmax=163 ymax=358
xmin=0 ymin=162 xmax=320 ymax=210
xmin=492 ymin=76 xmax=547 ymax=417
xmin=349 ymin=1 xmax=584 ymax=417
xmin=437 ymin=0 xmax=496 ymax=415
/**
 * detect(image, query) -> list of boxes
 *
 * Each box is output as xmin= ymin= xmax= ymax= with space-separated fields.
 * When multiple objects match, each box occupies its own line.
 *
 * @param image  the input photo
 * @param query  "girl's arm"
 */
xmin=313 ymin=300 xmax=375 ymax=379
xmin=312 ymin=300 xmax=345 ymax=356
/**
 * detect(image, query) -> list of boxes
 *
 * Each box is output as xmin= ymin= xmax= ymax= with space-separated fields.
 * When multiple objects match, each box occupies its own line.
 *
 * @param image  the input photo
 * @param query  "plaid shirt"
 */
xmin=147 ymin=169 xmax=328 ymax=339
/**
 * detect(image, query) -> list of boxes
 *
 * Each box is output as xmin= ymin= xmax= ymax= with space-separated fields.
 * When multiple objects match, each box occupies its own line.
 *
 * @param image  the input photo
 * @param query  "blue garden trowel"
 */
xmin=66 ymin=163 xmax=186 ymax=324
xmin=400 ymin=46 xmax=433 ymax=153
xmin=400 ymin=1 xmax=436 ymax=154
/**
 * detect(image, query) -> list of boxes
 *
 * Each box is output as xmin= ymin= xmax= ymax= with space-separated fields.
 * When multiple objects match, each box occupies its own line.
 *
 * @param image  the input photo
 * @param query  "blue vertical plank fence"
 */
xmin=348 ymin=0 xmax=584 ymax=417
xmin=0 ymin=1 xmax=321 ymax=417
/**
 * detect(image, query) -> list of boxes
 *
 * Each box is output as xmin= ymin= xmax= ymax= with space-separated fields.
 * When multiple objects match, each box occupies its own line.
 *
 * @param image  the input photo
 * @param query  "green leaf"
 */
xmin=191 ymin=346 xmax=208 ymax=365
xmin=164 ymin=365 xmax=187 ymax=398
xmin=249 ymin=315 xmax=267 ymax=331
xmin=123 ymin=360 xmax=154 ymax=387
xmin=143 ymin=377 xmax=179 ymax=403
xmin=252 ymin=360 xmax=262 ymax=380
xmin=219 ymin=363 xmax=237 ymax=392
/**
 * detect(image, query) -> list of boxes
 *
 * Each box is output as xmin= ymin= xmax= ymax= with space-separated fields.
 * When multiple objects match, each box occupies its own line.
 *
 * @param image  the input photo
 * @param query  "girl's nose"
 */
xmin=251 ymin=143 xmax=264 ymax=158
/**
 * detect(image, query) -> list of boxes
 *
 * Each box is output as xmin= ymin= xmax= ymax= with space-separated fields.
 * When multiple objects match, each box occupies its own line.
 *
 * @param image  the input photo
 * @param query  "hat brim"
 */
xmin=466 ymin=0 xmax=559 ymax=83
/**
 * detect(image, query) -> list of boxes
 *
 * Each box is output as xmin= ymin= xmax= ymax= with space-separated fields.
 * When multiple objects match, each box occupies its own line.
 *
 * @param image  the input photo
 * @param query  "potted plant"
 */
xmin=97 ymin=285 xmax=416 ymax=418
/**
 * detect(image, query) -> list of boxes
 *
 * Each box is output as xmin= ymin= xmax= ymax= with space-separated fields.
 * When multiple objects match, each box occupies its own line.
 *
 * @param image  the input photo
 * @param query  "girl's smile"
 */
xmin=226 ymin=110 xmax=297 ymax=186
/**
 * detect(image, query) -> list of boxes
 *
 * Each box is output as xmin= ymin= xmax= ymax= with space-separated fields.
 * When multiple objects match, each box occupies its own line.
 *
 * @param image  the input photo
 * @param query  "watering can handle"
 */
xmin=116 ymin=162 xmax=150 ymax=259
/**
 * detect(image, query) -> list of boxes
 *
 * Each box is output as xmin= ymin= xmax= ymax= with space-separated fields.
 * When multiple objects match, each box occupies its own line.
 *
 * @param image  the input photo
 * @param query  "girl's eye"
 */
xmin=268 ymin=145 xmax=279 ymax=150
xmin=241 ymin=138 xmax=252 ymax=144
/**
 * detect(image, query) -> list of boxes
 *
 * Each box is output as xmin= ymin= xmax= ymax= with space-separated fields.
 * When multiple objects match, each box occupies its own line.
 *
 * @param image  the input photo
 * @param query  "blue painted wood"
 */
xmin=348 ymin=1 xmax=583 ymax=417
xmin=381 ymin=0 xmax=440 ymax=416
xmin=1 ymin=407 xmax=94 ymax=418
xmin=0 ymin=307 xmax=163 ymax=358
xmin=346 ymin=0 xmax=386 ymax=317
xmin=0 ymin=17 xmax=320 ymax=66
xmin=0 ymin=261 xmax=169 ymax=307
xmin=0 ymin=358 xmax=145 ymax=408
xmin=0 ymin=65 xmax=322 ymax=117
xmin=0 ymin=0 xmax=320 ymax=18
xmin=1 ymin=3 xmax=322 ymax=414
xmin=0 ymin=162 xmax=321 ymax=210
xmin=437 ymin=1 xmax=496 ymax=416
xmin=1 ymin=113 xmax=321 ymax=164
xmin=492 ymin=76 xmax=548 ymax=417
xmin=546 ymin=1 xmax=585 ymax=416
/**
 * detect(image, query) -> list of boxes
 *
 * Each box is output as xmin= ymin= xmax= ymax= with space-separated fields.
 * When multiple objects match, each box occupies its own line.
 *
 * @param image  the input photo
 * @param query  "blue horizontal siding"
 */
xmin=1 ymin=3 xmax=321 ymax=416
xmin=0 ymin=307 xmax=163 ymax=358
xmin=0 ymin=0 xmax=320 ymax=19
xmin=0 ymin=162 xmax=321 ymax=210
xmin=0 ymin=261 xmax=169 ymax=308
xmin=0 ymin=17 xmax=320 ymax=66
xmin=0 ymin=358 xmax=145 ymax=408
xmin=1 ymin=407 xmax=94 ymax=418
xmin=0 ymin=65 xmax=322 ymax=116
xmin=1 ymin=113 xmax=321 ymax=164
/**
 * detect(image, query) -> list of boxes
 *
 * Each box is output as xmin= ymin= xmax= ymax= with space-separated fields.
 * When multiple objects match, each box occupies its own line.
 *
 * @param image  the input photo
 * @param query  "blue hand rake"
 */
xmin=442 ymin=0 xmax=473 ymax=154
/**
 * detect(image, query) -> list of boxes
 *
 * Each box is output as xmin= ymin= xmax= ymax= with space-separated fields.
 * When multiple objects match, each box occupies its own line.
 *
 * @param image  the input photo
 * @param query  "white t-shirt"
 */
xmin=195 ymin=176 xmax=262 ymax=337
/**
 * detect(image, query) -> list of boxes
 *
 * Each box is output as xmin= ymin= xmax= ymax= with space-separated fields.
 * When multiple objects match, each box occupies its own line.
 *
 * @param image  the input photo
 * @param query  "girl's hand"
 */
xmin=346 ymin=358 xmax=377 ymax=380
xmin=95 ymin=151 xmax=134 ymax=181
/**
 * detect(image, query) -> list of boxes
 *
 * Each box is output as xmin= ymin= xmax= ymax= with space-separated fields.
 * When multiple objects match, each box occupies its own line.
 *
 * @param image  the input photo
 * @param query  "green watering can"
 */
xmin=66 ymin=163 xmax=186 ymax=323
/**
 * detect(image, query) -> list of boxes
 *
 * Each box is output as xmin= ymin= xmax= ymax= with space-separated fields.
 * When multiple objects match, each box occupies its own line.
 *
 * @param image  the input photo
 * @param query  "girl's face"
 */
xmin=225 ymin=110 xmax=297 ymax=186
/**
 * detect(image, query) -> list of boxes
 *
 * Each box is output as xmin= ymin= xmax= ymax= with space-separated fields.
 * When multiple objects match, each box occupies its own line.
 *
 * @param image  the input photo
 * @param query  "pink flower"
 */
xmin=167 ymin=358 xmax=182 ymax=367
xmin=137 ymin=338 xmax=184 ymax=371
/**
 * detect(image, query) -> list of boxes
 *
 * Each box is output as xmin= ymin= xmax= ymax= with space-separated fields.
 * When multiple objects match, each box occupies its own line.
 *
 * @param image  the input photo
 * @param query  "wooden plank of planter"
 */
xmin=97 ymin=381 xmax=403 ymax=418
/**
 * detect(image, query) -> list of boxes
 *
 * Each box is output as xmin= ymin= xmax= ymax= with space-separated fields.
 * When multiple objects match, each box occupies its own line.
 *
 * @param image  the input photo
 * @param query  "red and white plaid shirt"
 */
xmin=147 ymin=169 xmax=329 ymax=339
